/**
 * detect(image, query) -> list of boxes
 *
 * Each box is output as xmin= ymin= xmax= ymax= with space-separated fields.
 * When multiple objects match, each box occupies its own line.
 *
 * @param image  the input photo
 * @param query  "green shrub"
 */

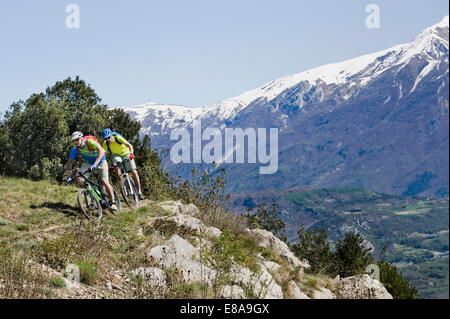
xmin=175 ymin=166 xmax=230 ymax=222
xmin=75 ymin=261 xmax=98 ymax=286
xmin=37 ymin=224 xmax=109 ymax=271
xmin=146 ymin=219 xmax=199 ymax=241
xmin=164 ymin=268 xmax=199 ymax=299
xmin=377 ymin=260 xmax=418 ymax=299
xmin=15 ymin=223 xmax=29 ymax=231
xmin=38 ymin=233 xmax=81 ymax=270
xmin=0 ymin=217 xmax=11 ymax=225
xmin=292 ymin=225 xmax=333 ymax=274
xmin=49 ymin=276 xmax=66 ymax=288
xmin=200 ymin=229 xmax=249 ymax=297
xmin=334 ymin=232 xmax=374 ymax=277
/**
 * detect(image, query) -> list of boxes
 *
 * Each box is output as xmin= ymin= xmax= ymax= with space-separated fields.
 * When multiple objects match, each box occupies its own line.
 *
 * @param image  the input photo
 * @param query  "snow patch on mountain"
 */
xmin=119 ymin=16 xmax=449 ymax=133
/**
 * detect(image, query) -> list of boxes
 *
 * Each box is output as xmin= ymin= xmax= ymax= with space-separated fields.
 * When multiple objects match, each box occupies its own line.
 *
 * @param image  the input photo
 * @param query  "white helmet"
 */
xmin=71 ymin=131 xmax=84 ymax=140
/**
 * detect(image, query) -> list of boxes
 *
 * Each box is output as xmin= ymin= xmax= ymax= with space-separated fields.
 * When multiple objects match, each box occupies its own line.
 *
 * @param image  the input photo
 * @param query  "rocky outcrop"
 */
xmin=129 ymin=267 xmax=167 ymax=288
xmin=335 ymin=274 xmax=393 ymax=299
xmin=143 ymin=201 xmax=392 ymax=300
xmin=246 ymin=229 xmax=310 ymax=270
xmin=148 ymin=213 xmax=221 ymax=238
xmin=146 ymin=233 xmax=284 ymax=299
xmin=229 ymin=264 xmax=283 ymax=299
xmin=221 ymin=285 xmax=246 ymax=299
xmin=286 ymin=281 xmax=310 ymax=299
xmin=312 ymin=287 xmax=336 ymax=299
xmin=147 ymin=234 xmax=216 ymax=284
xmin=157 ymin=200 xmax=200 ymax=216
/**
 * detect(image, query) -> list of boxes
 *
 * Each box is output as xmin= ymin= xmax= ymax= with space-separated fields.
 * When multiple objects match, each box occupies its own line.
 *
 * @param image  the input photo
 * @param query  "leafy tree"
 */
xmin=44 ymin=76 xmax=108 ymax=136
xmin=0 ymin=118 xmax=12 ymax=175
xmin=0 ymin=76 xmax=173 ymax=199
xmin=291 ymin=225 xmax=333 ymax=274
xmin=291 ymin=228 xmax=419 ymax=297
xmin=2 ymin=96 xmax=69 ymax=179
xmin=334 ymin=232 xmax=374 ymax=277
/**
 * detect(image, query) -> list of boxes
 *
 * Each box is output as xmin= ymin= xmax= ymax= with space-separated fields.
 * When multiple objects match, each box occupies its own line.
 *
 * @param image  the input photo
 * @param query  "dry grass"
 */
xmin=0 ymin=242 xmax=48 ymax=299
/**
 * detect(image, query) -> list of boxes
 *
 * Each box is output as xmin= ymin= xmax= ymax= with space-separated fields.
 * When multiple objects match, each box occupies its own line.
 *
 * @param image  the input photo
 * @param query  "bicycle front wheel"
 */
xmin=120 ymin=178 xmax=139 ymax=208
xmin=112 ymin=187 xmax=123 ymax=212
xmin=77 ymin=189 xmax=103 ymax=220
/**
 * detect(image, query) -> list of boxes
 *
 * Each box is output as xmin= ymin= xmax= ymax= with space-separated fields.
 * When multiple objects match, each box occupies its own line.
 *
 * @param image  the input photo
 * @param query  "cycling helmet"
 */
xmin=71 ymin=131 xmax=84 ymax=140
xmin=102 ymin=128 xmax=113 ymax=139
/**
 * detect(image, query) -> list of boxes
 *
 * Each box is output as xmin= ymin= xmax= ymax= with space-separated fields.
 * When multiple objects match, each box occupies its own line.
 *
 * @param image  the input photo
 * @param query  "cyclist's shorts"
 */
xmin=79 ymin=161 xmax=109 ymax=183
xmin=112 ymin=154 xmax=137 ymax=171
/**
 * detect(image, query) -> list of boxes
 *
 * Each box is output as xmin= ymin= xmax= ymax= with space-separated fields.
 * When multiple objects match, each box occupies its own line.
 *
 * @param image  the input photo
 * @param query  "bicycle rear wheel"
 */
xmin=120 ymin=177 xmax=139 ymax=208
xmin=77 ymin=189 xmax=103 ymax=220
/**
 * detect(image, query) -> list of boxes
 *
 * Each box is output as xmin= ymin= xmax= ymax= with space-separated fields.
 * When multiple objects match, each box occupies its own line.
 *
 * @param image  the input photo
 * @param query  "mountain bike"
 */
xmin=113 ymin=158 xmax=140 ymax=208
xmin=74 ymin=169 xmax=122 ymax=220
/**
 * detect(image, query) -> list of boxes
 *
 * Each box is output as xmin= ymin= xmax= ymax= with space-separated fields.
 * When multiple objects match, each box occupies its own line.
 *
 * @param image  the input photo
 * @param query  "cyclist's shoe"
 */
xmin=138 ymin=191 xmax=145 ymax=200
xmin=110 ymin=203 xmax=118 ymax=211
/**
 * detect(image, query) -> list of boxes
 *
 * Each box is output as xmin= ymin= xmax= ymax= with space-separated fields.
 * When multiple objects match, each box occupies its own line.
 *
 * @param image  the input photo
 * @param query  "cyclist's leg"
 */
xmin=126 ymin=157 xmax=142 ymax=193
xmin=112 ymin=155 xmax=123 ymax=179
xmin=130 ymin=169 xmax=141 ymax=193
xmin=98 ymin=161 xmax=115 ymax=204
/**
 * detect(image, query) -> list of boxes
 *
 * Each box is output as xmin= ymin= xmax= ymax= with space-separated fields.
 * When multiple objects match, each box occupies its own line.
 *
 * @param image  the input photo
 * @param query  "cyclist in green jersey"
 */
xmin=66 ymin=131 xmax=118 ymax=211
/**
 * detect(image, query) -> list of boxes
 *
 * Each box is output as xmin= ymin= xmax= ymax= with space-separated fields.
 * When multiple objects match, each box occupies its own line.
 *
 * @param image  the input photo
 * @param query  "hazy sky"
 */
xmin=0 ymin=0 xmax=448 ymax=114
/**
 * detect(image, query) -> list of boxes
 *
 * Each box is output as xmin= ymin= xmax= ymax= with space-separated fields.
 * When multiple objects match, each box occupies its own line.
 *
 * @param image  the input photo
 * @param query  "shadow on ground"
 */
xmin=30 ymin=202 xmax=79 ymax=217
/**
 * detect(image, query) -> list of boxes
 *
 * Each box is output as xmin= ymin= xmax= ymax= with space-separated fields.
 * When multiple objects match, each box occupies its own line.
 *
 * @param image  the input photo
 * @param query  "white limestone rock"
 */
xmin=287 ymin=281 xmax=310 ymax=299
xmin=147 ymin=234 xmax=215 ymax=284
xmin=230 ymin=264 xmax=283 ymax=299
xmin=157 ymin=201 xmax=200 ymax=216
xmin=221 ymin=285 xmax=246 ymax=299
xmin=148 ymin=214 xmax=221 ymax=239
xmin=246 ymin=229 xmax=310 ymax=269
xmin=336 ymin=274 xmax=393 ymax=299
xmin=129 ymin=267 xmax=167 ymax=288
xmin=312 ymin=287 xmax=336 ymax=299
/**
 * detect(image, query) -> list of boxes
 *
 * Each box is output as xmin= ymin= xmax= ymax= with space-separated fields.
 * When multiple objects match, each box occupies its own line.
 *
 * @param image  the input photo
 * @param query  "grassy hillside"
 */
xmin=231 ymin=187 xmax=449 ymax=298
xmin=0 ymin=176 xmax=189 ymax=298
xmin=0 ymin=176 xmax=315 ymax=299
xmin=0 ymin=176 xmax=80 ymax=240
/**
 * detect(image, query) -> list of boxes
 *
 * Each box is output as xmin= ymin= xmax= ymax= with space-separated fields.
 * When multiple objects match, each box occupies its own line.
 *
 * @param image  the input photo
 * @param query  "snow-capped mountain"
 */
xmin=121 ymin=16 xmax=449 ymax=196
xmin=123 ymin=16 xmax=448 ymax=132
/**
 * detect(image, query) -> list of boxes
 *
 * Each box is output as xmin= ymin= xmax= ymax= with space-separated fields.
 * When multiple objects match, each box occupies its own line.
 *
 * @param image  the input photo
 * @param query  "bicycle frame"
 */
xmin=87 ymin=181 xmax=102 ymax=201
xmin=78 ymin=170 xmax=108 ymax=203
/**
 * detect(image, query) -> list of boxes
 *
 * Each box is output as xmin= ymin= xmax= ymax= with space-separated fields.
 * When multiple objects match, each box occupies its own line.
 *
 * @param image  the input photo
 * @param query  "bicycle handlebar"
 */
xmin=74 ymin=166 xmax=97 ymax=179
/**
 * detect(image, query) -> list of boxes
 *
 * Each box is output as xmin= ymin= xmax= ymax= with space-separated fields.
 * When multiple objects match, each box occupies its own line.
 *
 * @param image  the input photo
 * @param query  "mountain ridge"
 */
xmin=121 ymin=15 xmax=448 ymax=131
xmin=120 ymin=16 xmax=449 ymax=197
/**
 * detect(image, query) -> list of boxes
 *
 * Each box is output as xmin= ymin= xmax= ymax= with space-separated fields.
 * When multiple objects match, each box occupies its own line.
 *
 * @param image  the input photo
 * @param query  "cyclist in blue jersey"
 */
xmin=66 ymin=131 xmax=118 ymax=211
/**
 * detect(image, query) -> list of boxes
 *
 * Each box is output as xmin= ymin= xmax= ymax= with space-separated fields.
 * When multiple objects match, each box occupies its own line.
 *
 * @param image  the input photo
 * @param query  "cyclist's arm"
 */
xmin=66 ymin=158 xmax=73 ymax=177
xmin=117 ymin=135 xmax=134 ymax=155
xmin=124 ymin=140 xmax=134 ymax=155
xmin=95 ymin=144 xmax=106 ymax=165
xmin=67 ymin=147 xmax=78 ymax=177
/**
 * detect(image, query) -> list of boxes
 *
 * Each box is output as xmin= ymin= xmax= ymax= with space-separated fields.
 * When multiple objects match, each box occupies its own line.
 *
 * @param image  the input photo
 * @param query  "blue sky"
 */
xmin=0 ymin=0 xmax=448 ymax=114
